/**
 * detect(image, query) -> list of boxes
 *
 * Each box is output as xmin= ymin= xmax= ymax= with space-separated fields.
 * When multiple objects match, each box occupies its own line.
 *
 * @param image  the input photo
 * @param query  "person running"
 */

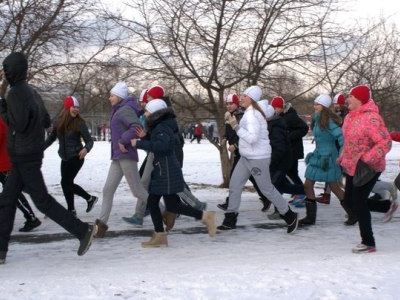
xmin=338 ymin=85 xmax=392 ymax=253
xmin=95 ymin=81 xmax=149 ymax=238
xmin=0 ymin=116 xmax=41 ymax=232
xmin=0 ymin=52 xmax=96 ymax=264
xmin=131 ymin=99 xmax=216 ymax=247
xmin=218 ymin=86 xmax=298 ymax=233
xmin=299 ymin=94 xmax=347 ymax=226
xmin=45 ymin=96 xmax=97 ymax=216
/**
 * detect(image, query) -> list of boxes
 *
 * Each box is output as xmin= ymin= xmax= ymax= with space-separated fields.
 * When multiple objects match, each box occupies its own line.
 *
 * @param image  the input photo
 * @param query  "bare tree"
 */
xmin=106 ymin=0 xmax=344 ymax=186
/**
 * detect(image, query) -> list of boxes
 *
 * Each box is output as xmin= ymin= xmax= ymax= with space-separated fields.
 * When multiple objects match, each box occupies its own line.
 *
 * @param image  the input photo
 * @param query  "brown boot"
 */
xmin=141 ymin=232 xmax=168 ymax=248
xmin=163 ymin=211 xmax=177 ymax=232
xmin=95 ymin=219 xmax=108 ymax=238
xmin=201 ymin=211 xmax=216 ymax=237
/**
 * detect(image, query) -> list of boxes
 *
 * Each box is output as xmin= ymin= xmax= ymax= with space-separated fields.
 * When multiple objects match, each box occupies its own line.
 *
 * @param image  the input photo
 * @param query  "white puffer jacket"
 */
xmin=236 ymin=105 xmax=271 ymax=159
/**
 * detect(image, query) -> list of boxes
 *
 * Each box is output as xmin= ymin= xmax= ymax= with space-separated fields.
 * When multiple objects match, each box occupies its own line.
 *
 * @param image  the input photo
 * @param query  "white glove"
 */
xmin=226 ymin=114 xmax=238 ymax=129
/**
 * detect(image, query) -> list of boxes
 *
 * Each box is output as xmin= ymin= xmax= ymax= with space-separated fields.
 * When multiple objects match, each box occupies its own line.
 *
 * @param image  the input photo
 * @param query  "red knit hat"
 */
xmin=225 ymin=93 xmax=239 ymax=105
xmin=333 ymin=93 xmax=346 ymax=105
xmin=271 ymin=96 xmax=285 ymax=109
xmin=139 ymin=89 xmax=148 ymax=103
xmin=147 ymin=85 xmax=165 ymax=99
xmin=64 ymin=96 xmax=79 ymax=110
xmin=349 ymin=85 xmax=371 ymax=104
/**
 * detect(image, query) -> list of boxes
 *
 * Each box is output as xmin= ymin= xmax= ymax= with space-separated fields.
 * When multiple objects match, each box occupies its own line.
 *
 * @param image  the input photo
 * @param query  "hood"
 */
xmin=146 ymin=107 xmax=177 ymax=132
xmin=124 ymin=97 xmax=141 ymax=116
xmin=2 ymin=52 xmax=28 ymax=86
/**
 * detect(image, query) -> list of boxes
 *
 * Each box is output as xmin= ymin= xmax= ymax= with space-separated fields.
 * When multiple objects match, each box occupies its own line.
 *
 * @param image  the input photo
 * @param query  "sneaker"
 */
xmin=316 ymin=193 xmax=331 ymax=204
xmin=291 ymin=194 xmax=306 ymax=206
xmin=0 ymin=251 xmax=6 ymax=265
xmin=352 ymin=244 xmax=376 ymax=254
xmin=217 ymin=202 xmax=228 ymax=211
xmin=19 ymin=218 xmax=42 ymax=232
xmin=267 ymin=211 xmax=281 ymax=220
xmin=383 ymin=201 xmax=399 ymax=222
xmin=86 ymin=196 xmax=98 ymax=213
xmin=77 ymin=223 xmax=97 ymax=256
xmin=122 ymin=215 xmax=143 ymax=227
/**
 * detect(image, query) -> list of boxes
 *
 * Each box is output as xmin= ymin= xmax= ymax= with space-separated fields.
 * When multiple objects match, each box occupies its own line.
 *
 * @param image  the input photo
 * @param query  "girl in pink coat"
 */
xmin=338 ymin=85 xmax=392 ymax=253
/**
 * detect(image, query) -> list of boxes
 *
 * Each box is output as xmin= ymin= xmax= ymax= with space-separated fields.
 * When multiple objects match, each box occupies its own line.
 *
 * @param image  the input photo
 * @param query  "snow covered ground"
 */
xmin=1 ymin=138 xmax=400 ymax=300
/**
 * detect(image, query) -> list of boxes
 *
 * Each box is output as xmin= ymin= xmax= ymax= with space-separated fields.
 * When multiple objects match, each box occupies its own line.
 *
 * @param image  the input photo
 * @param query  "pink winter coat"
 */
xmin=338 ymin=100 xmax=391 ymax=176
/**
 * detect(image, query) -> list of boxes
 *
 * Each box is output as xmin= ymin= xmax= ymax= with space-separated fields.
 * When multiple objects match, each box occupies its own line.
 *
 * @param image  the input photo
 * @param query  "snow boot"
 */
xmin=201 ymin=211 xmax=216 ymax=236
xmin=163 ymin=211 xmax=177 ymax=232
xmin=94 ymin=219 xmax=108 ymax=238
xmin=141 ymin=232 xmax=168 ymax=248
xmin=217 ymin=212 xmax=238 ymax=230
xmin=217 ymin=197 xmax=229 ymax=211
xmin=299 ymin=199 xmax=317 ymax=226
xmin=340 ymin=200 xmax=358 ymax=226
xmin=280 ymin=207 xmax=299 ymax=234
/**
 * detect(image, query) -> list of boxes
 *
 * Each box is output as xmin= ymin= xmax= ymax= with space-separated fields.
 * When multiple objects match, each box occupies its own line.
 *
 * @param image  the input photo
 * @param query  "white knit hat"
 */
xmin=110 ymin=82 xmax=129 ymax=99
xmin=243 ymin=85 xmax=262 ymax=102
xmin=314 ymin=94 xmax=332 ymax=108
xmin=145 ymin=99 xmax=167 ymax=113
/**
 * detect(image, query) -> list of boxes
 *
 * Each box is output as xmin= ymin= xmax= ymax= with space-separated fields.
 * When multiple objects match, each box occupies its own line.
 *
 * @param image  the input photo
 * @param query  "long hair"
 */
xmin=317 ymin=106 xmax=342 ymax=130
xmin=56 ymin=109 xmax=85 ymax=135
xmin=250 ymin=101 xmax=266 ymax=120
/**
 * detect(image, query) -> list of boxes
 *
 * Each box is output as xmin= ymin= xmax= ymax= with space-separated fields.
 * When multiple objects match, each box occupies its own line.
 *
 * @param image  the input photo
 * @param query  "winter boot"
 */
xmin=94 ymin=219 xmax=108 ymax=238
xmin=163 ymin=211 xmax=177 ymax=232
xmin=260 ymin=197 xmax=272 ymax=212
xmin=299 ymin=199 xmax=317 ymax=226
xmin=316 ymin=193 xmax=331 ymax=204
xmin=19 ymin=217 xmax=42 ymax=232
xmin=217 ymin=212 xmax=238 ymax=230
xmin=201 ymin=211 xmax=217 ymax=236
xmin=217 ymin=197 xmax=229 ymax=211
xmin=340 ymin=200 xmax=358 ymax=226
xmin=280 ymin=207 xmax=299 ymax=234
xmin=141 ymin=232 xmax=168 ymax=248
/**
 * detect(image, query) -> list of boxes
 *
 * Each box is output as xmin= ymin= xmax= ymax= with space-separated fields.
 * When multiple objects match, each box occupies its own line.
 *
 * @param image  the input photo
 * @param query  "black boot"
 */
xmin=280 ymin=207 xmax=299 ymax=234
xmin=260 ymin=197 xmax=272 ymax=212
xmin=217 ymin=212 xmax=238 ymax=230
xmin=340 ymin=200 xmax=358 ymax=226
xmin=299 ymin=199 xmax=317 ymax=226
xmin=217 ymin=197 xmax=229 ymax=211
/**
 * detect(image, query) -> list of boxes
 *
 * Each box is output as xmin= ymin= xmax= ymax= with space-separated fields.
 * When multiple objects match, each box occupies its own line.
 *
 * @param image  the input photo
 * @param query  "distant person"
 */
xmin=190 ymin=124 xmax=203 ymax=143
xmin=0 ymin=116 xmax=41 ymax=232
xmin=45 ymin=96 xmax=97 ymax=216
xmin=0 ymin=52 xmax=96 ymax=265
xmin=338 ymin=85 xmax=392 ymax=253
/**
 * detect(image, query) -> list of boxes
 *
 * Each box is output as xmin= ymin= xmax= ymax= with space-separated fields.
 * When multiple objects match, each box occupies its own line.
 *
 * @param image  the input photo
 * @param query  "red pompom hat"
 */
xmin=64 ymin=96 xmax=79 ymax=110
xmin=333 ymin=93 xmax=346 ymax=105
xmin=147 ymin=85 xmax=165 ymax=99
xmin=271 ymin=96 xmax=285 ymax=109
xmin=349 ymin=85 xmax=371 ymax=104
xmin=139 ymin=89 xmax=148 ymax=103
xmin=225 ymin=93 xmax=239 ymax=105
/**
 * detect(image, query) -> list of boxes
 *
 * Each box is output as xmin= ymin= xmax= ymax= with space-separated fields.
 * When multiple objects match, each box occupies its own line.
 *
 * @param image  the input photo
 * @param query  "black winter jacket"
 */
xmin=0 ymin=52 xmax=51 ymax=163
xmin=45 ymin=117 xmax=94 ymax=161
xmin=136 ymin=108 xmax=184 ymax=195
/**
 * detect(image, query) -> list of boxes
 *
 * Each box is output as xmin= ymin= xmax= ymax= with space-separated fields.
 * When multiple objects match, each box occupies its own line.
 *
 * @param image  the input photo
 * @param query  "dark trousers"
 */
xmin=272 ymin=171 xmax=305 ymax=196
xmin=0 ymin=172 xmax=35 ymax=220
xmin=60 ymin=156 xmax=90 ymax=211
xmin=344 ymin=172 xmax=381 ymax=247
xmin=286 ymin=159 xmax=303 ymax=186
xmin=148 ymin=193 xmax=202 ymax=232
xmin=0 ymin=160 xmax=88 ymax=252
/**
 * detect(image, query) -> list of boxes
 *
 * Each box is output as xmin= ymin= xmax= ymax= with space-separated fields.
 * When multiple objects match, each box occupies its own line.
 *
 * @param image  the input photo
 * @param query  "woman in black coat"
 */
xmin=131 ymin=99 xmax=216 ymax=247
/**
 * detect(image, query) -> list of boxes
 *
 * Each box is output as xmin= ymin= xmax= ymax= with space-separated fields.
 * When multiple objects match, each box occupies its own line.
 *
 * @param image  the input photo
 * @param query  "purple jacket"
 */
xmin=110 ymin=98 xmax=141 ymax=161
